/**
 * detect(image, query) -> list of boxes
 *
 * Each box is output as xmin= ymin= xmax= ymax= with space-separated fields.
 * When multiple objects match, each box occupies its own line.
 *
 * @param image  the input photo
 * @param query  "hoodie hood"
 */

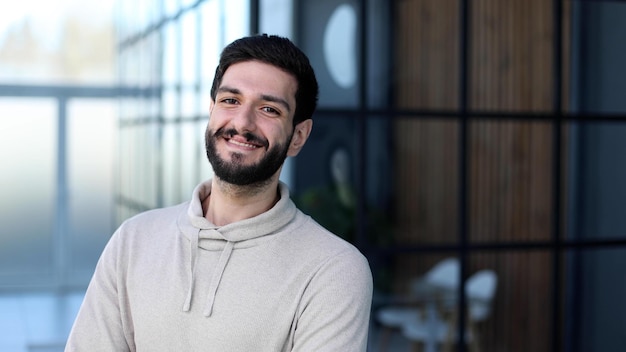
xmin=176 ymin=179 xmax=297 ymax=316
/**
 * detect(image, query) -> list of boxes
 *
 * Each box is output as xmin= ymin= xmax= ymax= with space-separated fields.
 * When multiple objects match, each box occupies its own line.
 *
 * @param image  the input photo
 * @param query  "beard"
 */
xmin=205 ymin=126 xmax=292 ymax=187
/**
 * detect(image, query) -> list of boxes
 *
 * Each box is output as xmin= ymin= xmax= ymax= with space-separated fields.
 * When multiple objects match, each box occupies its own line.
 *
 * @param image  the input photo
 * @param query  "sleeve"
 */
xmin=292 ymin=249 xmax=373 ymax=352
xmin=65 ymin=227 xmax=134 ymax=352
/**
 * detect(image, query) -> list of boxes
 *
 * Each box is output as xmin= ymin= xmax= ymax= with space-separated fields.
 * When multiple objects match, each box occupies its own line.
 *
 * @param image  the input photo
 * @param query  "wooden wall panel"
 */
xmin=470 ymin=0 xmax=555 ymax=111
xmin=396 ymin=0 xmax=459 ymax=110
xmin=393 ymin=119 xmax=459 ymax=245
xmin=468 ymin=120 xmax=553 ymax=243
xmin=391 ymin=0 xmax=570 ymax=351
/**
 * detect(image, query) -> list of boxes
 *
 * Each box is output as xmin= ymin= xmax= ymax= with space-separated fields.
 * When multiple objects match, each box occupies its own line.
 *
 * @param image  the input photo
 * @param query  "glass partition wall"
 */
xmin=292 ymin=1 xmax=626 ymax=351
xmin=59 ymin=0 xmax=626 ymax=351
xmin=0 ymin=3 xmax=121 ymax=348
xmin=115 ymin=0 xmax=249 ymax=222
xmin=0 ymin=0 xmax=614 ymax=351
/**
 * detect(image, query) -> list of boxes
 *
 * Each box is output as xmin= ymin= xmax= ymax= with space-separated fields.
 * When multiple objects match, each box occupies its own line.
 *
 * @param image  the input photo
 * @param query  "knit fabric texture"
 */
xmin=66 ymin=180 xmax=373 ymax=351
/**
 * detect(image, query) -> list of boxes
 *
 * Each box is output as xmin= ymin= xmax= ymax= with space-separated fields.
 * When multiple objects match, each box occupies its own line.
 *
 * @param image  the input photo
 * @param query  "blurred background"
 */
xmin=1 ymin=0 xmax=626 ymax=351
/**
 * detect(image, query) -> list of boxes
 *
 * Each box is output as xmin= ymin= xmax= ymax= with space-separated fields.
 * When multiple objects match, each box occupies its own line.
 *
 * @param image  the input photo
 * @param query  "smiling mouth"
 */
xmin=221 ymin=128 xmax=268 ymax=148
xmin=226 ymin=138 xmax=262 ymax=149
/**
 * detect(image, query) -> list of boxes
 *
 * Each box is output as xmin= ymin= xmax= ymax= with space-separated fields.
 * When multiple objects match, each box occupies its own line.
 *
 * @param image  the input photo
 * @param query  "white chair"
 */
xmin=375 ymin=258 xmax=460 ymax=351
xmin=411 ymin=257 xmax=461 ymax=310
xmin=401 ymin=269 xmax=498 ymax=352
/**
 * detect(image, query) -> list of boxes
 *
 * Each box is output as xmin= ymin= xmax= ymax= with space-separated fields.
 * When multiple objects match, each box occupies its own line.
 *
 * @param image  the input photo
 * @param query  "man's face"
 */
xmin=205 ymin=60 xmax=302 ymax=186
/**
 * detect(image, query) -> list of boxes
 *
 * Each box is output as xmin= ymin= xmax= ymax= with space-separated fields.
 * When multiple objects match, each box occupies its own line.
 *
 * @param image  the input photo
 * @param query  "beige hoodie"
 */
xmin=66 ymin=180 xmax=373 ymax=351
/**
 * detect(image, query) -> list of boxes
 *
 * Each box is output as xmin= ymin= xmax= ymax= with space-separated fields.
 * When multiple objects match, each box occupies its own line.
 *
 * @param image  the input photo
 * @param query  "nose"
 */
xmin=231 ymin=104 xmax=256 ymax=133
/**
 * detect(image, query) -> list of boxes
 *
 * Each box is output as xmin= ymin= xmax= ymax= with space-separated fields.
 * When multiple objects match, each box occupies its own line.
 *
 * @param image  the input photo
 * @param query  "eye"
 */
xmin=261 ymin=106 xmax=280 ymax=115
xmin=221 ymin=98 xmax=238 ymax=105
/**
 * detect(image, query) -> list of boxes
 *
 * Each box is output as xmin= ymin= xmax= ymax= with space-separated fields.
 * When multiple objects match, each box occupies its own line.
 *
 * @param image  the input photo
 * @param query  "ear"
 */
xmin=287 ymin=119 xmax=313 ymax=157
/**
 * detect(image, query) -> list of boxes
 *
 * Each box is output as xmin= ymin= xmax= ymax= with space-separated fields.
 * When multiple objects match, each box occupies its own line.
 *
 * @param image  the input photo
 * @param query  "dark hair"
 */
xmin=210 ymin=34 xmax=319 ymax=125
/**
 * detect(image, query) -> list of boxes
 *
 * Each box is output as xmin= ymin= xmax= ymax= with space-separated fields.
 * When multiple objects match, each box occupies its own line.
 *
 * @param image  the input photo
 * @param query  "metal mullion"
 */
xmin=54 ymin=97 xmax=69 ymax=289
xmin=249 ymin=0 xmax=259 ymax=34
xmin=354 ymin=0 xmax=368 ymax=251
xmin=154 ymin=0 xmax=167 ymax=209
xmin=457 ymin=0 xmax=471 ymax=350
xmin=195 ymin=5 xmax=204 ymax=184
xmin=174 ymin=11 xmax=183 ymax=203
xmin=315 ymin=107 xmax=626 ymax=122
xmin=551 ymin=0 xmax=565 ymax=351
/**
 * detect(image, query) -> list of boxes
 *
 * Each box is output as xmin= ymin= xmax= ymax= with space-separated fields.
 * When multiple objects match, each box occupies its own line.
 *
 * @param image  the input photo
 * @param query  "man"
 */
xmin=66 ymin=34 xmax=373 ymax=351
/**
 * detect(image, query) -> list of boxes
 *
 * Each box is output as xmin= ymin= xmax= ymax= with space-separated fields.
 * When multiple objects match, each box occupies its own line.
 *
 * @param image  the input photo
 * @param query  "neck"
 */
xmin=203 ymin=176 xmax=281 ymax=226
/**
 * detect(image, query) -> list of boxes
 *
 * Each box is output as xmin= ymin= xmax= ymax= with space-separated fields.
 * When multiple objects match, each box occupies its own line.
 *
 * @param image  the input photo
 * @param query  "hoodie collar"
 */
xmin=177 ymin=179 xmax=297 ymax=316
xmin=178 ymin=179 xmax=297 ymax=244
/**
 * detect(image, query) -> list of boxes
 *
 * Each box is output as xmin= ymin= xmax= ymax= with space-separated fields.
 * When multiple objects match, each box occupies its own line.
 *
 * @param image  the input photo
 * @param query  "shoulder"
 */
xmin=293 ymin=210 xmax=358 ymax=250
xmin=111 ymin=202 xmax=189 ymax=245
xmin=119 ymin=202 xmax=187 ymax=230
xmin=291 ymin=210 xmax=372 ymax=283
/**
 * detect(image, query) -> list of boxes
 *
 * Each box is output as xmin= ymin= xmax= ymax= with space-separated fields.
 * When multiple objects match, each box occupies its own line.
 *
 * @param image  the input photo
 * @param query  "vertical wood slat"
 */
xmin=392 ymin=0 xmax=569 ymax=351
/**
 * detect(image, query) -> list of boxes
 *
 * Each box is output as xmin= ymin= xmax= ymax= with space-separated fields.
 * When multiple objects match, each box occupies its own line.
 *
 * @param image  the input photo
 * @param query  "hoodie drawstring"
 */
xmin=183 ymin=229 xmax=200 ymax=312
xmin=203 ymin=240 xmax=234 ymax=317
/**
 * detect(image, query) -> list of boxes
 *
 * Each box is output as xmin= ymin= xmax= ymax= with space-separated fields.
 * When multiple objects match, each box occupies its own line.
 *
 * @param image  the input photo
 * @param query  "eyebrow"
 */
xmin=218 ymin=86 xmax=292 ymax=113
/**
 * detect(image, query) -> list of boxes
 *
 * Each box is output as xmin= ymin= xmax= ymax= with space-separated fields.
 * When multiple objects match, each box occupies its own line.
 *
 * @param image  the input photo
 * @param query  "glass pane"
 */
xmin=0 ymin=98 xmax=56 ymax=282
xmin=260 ymin=0 xmax=293 ymax=36
xmin=464 ymin=252 xmax=552 ymax=352
xmin=224 ymin=0 xmax=249 ymax=42
xmin=391 ymin=118 xmax=459 ymax=245
xmin=135 ymin=41 xmax=150 ymax=87
xmin=0 ymin=3 xmax=114 ymax=85
xmin=118 ymin=126 xmax=133 ymax=202
xmin=200 ymin=0 xmax=222 ymax=84
xmin=373 ymin=253 xmax=459 ymax=303
xmin=117 ymin=122 xmax=158 ymax=220
xmin=117 ymin=0 xmax=133 ymax=40
xmin=145 ymin=96 xmax=161 ymax=119
xmin=180 ymin=87 xmax=197 ymax=118
xmin=119 ymin=97 xmax=134 ymax=122
xmin=366 ymin=0 xmax=391 ymax=110
xmin=180 ymin=11 xmax=198 ymax=86
xmin=371 ymin=253 xmax=463 ymax=351
xmin=568 ymin=120 xmax=626 ymax=242
xmin=180 ymin=121 xmax=202 ymax=198
xmin=197 ymin=119 xmax=214 ymax=181
xmin=130 ymin=125 xmax=155 ymax=209
xmin=118 ymin=47 xmax=138 ymax=86
xmin=181 ymin=0 xmax=196 ymax=8
xmin=163 ymin=87 xmax=180 ymax=120
xmin=162 ymin=22 xmax=180 ymax=86
xmin=470 ymin=0 xmax=554 ymax=112
xmin=164 ymin=0 xmax=180 ymax=17
xmin=469 ymin=119 xmax=554 ymax=243
xmin=394 ymin=0 xmax=459 ymax=110
xmin=371 ymin=251 xmax=553 ymax=352
xmin=365 ymin=115 xmax=394 ymax=247
xmin=147 ymin=0 xmax=163 ymax=27
xmin=67 ymin=100 xmax=116 ymax=281
xmin=162 ymin=124 xmax=181 ymax=206
xmin=566 ymin=247 xmax=626 ymax=352
xmin=136 ymin=0 xmax=150 ymax=31
xmin=146 ymin=32 xmax=162 ymax=86
xmin=571 ymin=1 xmax=626 ymax=114
xmin=144 ymin=123 xmax=159 ymax=208
xmin=200 ymin=86 xmax=212 ymax=116
xmin=299 ymin=1 xmax=358 ymax=109
xmin=292 ymin=114 xmax=358 ymax=242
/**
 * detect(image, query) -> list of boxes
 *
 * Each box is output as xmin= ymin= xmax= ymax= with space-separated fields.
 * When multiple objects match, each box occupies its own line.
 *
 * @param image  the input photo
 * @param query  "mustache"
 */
xmin=215 ymin=127 xmax=269 ymax=148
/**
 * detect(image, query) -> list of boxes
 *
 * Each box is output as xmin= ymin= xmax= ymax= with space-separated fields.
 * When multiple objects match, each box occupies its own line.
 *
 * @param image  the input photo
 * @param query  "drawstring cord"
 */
xmin=182 ymin=229 xmax=200 ymax=312
xmin=203 ymin=241 xmax=235 ymax=317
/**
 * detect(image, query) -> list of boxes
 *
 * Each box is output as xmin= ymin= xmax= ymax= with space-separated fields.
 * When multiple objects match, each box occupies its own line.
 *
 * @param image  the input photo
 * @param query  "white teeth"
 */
xmin=229 ymin=139 xmax=257 ymax=148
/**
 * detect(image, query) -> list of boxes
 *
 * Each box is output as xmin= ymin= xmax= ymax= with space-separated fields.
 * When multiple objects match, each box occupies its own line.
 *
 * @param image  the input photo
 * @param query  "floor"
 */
xmin=0 ymin=290 xmax=84 ymax=352
xmin=0 ymin=290 xmax=410 ymax=352
xmin=369 ymin=325 xmax=412 ymax=352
